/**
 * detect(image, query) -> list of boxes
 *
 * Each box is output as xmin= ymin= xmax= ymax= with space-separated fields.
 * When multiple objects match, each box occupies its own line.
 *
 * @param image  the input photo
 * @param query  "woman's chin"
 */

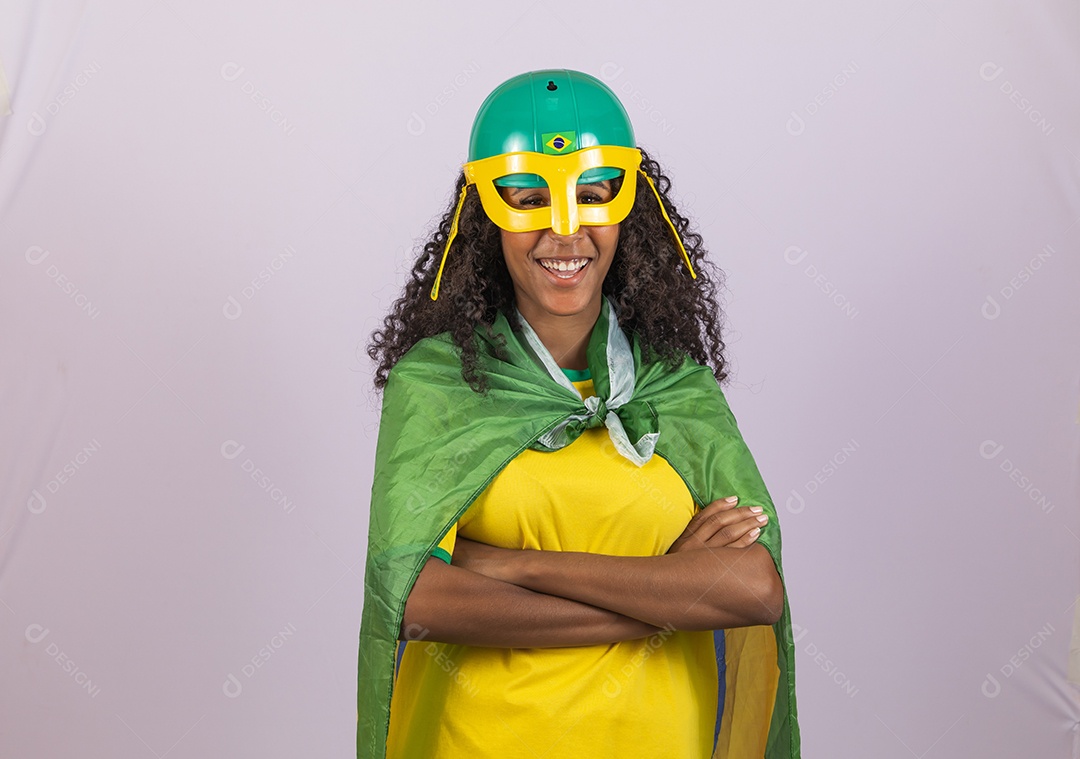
xmin=528 ymin=287 xmax=601 ymax=319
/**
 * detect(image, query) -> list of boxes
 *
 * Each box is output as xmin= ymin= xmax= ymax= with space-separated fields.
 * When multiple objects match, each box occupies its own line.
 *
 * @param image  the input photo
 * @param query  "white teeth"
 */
xmin=539 ymin=258 xmax=588 ymax=273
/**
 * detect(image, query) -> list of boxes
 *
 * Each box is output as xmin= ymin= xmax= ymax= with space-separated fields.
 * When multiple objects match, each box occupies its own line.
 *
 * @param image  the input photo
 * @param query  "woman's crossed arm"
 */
xmin=399 ymin=497 xmax=781 ymax=647
xmin=401 ymin=556 xmax=667 ymax=648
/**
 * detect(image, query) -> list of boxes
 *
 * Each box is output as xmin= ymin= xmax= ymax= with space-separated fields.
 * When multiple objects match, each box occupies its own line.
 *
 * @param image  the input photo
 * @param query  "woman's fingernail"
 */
xmin=724 ymin=496 xmax=738 ymax=504
xmin=750 ymin=506 xmax=763 ymax=513
xmin=757 ymin=515 xmax=768 ymax=523
xmin=750 ymin=527 xmax=761 ymax=537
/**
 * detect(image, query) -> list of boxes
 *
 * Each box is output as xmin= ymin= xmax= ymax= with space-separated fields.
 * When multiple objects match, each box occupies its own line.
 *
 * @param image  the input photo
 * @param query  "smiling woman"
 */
xmin=494 ymin=179 xmax=620 ymax=368
xmin=359 ymin=68 xmax=801 ymax=759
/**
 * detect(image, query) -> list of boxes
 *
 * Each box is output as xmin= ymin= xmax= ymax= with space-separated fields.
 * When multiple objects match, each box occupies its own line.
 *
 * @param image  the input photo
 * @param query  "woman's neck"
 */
xmin=516 ymin=298 xmax=600 ymax=371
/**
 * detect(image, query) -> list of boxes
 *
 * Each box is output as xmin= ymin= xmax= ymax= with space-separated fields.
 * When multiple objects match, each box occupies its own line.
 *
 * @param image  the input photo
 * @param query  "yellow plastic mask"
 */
xmin=468 ymin=145 xmax=641 ymax=235
xmin=429 ymin=145 xmax=696 ymax=300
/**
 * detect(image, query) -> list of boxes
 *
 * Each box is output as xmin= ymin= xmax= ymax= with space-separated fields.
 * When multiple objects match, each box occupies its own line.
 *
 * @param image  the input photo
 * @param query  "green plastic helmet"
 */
xmin=468 ymin=69 xmax=636 ymax=188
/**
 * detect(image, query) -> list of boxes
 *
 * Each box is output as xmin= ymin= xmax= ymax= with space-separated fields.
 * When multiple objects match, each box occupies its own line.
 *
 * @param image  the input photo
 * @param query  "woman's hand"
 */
xmin=450 ymin=537 xmax=519 ymax=583
xmin=666 ymin=496 xmax=768 ymax=554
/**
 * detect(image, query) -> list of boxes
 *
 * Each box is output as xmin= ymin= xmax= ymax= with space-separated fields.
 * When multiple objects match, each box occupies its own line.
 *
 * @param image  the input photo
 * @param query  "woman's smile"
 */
xmin=497 ymin=204 xmax=619 ymax=327
xmin=535 ymin=256 xmax=592 ymax=284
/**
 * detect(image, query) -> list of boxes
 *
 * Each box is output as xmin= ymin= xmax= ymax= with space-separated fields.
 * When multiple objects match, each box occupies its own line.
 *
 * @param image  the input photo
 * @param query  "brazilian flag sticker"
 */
xmin=542 ymin=131 xmax=576 ymax=154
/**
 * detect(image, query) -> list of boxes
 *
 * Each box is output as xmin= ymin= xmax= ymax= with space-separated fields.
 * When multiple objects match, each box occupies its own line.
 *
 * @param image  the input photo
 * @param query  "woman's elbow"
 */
xmin=730 ymin=547 xmax=785 ymax=627
xmin=696 ymin=579 xmax=781 ymax=629
xmin=398 ymin=557 xmax=448 ymax=641
xmin=757 ymin=571 xmax=785 ymax=625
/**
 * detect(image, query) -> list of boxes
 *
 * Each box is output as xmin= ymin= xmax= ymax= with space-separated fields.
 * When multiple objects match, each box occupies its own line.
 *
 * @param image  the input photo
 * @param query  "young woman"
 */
xmin=358 ymin=69 xmax=800 ymax=759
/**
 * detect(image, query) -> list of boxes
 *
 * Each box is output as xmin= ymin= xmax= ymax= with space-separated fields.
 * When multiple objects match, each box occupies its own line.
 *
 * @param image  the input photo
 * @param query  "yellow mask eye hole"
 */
xmin=498 ymin=183 xmax=616 ymax=210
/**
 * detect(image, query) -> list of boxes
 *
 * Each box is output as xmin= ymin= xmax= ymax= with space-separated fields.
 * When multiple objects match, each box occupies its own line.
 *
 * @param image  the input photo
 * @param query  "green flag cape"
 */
xmin=357 ymin=296 xmax=801 ymax=758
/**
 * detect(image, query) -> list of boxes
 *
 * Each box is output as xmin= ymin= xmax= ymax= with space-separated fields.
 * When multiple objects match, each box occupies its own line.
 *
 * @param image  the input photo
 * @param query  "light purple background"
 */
xmin=1 ymin=1 xmax=1078 ymax=757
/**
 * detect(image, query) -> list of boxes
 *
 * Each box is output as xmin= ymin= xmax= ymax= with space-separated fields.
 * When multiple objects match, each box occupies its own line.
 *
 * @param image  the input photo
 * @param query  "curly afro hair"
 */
xmin=367 ymin=147 xmax=729 ymax=395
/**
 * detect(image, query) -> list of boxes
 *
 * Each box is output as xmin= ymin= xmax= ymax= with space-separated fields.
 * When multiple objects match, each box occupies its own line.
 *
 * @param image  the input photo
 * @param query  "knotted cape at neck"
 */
xmin=510 ymin=296 xmax=657 ymax=464
xmin=357 ymin=293 xmax=801 ymax=759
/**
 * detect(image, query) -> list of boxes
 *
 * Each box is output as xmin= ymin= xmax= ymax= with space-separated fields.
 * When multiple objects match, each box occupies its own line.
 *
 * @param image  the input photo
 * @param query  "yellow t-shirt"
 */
xmin=386 ymin=377 xmax=718 ymax=758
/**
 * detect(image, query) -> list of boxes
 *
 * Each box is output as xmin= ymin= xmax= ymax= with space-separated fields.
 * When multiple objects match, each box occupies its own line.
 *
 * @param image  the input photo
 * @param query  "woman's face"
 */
xmin=496 ymin=181 xmax=619 ymax=319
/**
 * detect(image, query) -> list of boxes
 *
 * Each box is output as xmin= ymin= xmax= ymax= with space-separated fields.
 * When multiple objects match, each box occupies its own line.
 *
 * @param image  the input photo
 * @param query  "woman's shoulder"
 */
xmin=397 ymin=330 xmax=456 ymax=363
xmin=387 ymin=331 xmax=460 ymax=386
xmin=630 ymin=341 xmax=736 ymax=412
xmin=391 ymin=312 xmax=518 ymax=381
xmin=632 ymin=338 xmax=713 ymax=383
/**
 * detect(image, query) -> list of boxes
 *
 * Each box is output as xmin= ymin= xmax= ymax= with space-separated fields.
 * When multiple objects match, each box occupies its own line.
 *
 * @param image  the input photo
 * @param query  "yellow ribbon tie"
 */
xmin=638 ymin=168 xmax=696 ymax=279
xmin=430 ymin=184 xmax=470 ymax=301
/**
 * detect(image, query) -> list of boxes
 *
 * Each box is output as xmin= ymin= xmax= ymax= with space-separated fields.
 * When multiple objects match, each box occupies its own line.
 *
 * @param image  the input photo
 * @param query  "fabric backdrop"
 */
xmin=1 ymin=1 xmax=1077 ymax=756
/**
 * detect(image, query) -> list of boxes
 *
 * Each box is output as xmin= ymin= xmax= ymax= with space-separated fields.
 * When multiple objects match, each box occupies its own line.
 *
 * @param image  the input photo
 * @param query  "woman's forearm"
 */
xmin=399 ymin=557 xmax=667 ymax=648
xmin=500 ymin=544 xmax=784 ymax=630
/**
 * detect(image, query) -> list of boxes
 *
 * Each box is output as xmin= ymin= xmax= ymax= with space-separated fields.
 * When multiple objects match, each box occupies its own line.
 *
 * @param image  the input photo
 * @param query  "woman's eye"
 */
xmin=510 ymin=192 xmax=609 ymax=206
